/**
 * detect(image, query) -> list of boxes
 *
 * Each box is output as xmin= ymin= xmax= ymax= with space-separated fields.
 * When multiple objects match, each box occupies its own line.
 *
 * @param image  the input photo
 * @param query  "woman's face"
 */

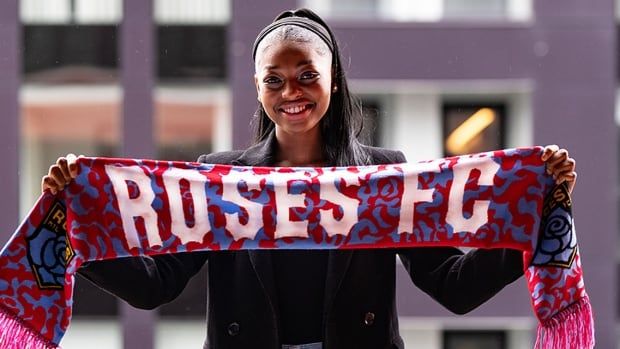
xmin=254 ymin=38 xmax=333 ymax=140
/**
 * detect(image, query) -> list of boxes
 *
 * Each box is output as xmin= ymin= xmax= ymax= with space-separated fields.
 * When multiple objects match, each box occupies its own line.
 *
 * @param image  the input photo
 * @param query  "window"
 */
xmin=21 ymin=0 xmax=122 ymax=24
xmin=157 ymin=26 xmax=227 ymax=81
xmin=300 ymin=0 xmax=532 ymax=22
xmin=155 ymin=0 xmax=229 ymax=24
xmin=444 ymin=0 xmax=506 ymax=20
xmin=23 ymin=25 xmax=118 ymax=83
xmin=360 ymin=98 xmax=382 ymax=147
xmin=443 ymin=330 xmax=506 ymax=349
xmin=442 ymin=103 xmax=505 ymax=157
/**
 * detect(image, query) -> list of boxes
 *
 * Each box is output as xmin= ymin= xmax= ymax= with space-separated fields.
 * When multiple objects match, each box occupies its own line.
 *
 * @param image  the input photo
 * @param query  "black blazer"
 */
xmin=80 ymin=133 xmax=524 ymax=349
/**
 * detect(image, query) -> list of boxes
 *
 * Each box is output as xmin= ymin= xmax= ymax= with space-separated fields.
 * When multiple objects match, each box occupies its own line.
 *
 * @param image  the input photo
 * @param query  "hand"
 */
xmin=541 ymin=145 xmax=576 ymax=194
xmin=41 ymin=153 xmax=83 ymax=195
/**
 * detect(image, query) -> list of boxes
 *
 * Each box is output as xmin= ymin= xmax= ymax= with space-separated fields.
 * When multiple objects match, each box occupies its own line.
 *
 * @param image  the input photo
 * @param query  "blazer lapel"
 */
xmin=247 ymin=250 xmax=279 ymax=316
xmin=323 ymin=250 xmax=354 ymax=320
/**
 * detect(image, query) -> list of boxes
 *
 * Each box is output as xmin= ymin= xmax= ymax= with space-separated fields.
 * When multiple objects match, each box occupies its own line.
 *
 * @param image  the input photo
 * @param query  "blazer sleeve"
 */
xmin=389 ymin=149 xmax=525 ymax=315
xmin=77 ymin=152 xmax=234 ymax=309
xmin=398 ymin=247 xmax=523 ymax=314
xmin=78 ymin=252 xmax=209 ymax=310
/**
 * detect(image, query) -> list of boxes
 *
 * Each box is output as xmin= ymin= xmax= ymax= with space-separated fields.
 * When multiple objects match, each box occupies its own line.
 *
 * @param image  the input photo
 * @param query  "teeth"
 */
xmin=283 ymin=105 xmax=307 ymax=114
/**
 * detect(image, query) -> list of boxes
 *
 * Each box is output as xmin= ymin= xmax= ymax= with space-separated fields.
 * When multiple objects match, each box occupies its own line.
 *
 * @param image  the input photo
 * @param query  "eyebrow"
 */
xmin=264 ymin=60 xmax=314 ymax=71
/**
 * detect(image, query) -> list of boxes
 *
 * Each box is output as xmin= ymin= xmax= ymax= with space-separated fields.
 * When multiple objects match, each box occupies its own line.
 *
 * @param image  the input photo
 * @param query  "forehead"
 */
xmin=255 ymin=33 xmax=332 ymax=72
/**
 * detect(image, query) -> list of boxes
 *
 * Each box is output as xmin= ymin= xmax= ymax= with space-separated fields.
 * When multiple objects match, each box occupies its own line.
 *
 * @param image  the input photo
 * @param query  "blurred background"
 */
xmin=0 ymin=0 xmax=616 ymax=348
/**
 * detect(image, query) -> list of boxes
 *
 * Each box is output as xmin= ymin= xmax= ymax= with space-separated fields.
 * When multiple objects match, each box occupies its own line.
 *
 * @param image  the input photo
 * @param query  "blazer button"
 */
xmin=227 ymin=322 xmax=240 ymax=336
xmin=364 ymin=312 xmax=375 ymax=326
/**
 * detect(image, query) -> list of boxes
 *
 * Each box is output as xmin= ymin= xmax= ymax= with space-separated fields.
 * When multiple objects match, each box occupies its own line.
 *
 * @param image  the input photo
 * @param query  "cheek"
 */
xmin=316 ymin=83 xmax=332 ymax=112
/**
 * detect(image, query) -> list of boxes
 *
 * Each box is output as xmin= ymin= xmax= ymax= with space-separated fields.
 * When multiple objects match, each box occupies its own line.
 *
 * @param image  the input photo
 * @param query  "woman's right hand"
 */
xmin=41 ymin=153 xmax=82 ymax=195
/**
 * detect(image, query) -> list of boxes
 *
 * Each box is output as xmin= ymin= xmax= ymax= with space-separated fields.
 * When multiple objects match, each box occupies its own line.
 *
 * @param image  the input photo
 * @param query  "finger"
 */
xmin=541 ymin=144 xmax=559 ymax=161
xmin=49 ymin=166 xmax=67 ymax=190
xmin=551 ymin=161 xmax=576 ymax=177
xmin=546 ymin=149 xmax=569 ymax=169
xmin=56 ymin=157 xmax=72 ymax=182
xmin=555 ymin=170 xmax=576 ymax=181
xmin=67 ymin=153 xmax=79 ymax=178
xmin=41 ymin=176 xmax=58 ymax=195
xmin=566 ymin=172 xmax=577 ymax=194
xmin=548 ymin=149 xmax=568 ymax=165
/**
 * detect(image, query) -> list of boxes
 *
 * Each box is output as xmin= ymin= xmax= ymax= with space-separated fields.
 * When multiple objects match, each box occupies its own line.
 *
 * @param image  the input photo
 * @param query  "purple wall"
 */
xmin=533 ymin=1 xmax=617 ymax=347
xmin=120 ymin=0 xmax=156 ymax=347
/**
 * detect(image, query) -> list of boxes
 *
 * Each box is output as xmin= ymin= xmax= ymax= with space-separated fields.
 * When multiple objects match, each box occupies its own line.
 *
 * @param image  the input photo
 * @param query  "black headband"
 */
xmin=252 ymin=17 xmax=334 ymax=61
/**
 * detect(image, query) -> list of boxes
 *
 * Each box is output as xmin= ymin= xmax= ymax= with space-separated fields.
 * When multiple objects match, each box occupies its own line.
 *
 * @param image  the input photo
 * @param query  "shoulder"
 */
xmin=360 ymin=145 xmax=407 ymax=165
xmin=196 ymin=150 xmax=246 ymax=165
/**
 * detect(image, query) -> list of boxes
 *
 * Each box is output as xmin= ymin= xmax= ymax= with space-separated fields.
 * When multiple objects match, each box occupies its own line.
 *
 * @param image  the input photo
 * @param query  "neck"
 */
xmin=274 ymin=127 xmax=325 ymax=167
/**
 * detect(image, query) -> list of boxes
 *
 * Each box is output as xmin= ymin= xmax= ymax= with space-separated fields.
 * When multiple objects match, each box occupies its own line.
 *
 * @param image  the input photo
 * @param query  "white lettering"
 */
xmin=105 ymin=165 xmax=161 ymax=249
xmin=272 ymin=172 xmax=311 ymax=239
xmin=162 ymin=168 xmax=211 ymax=244
xmin=221 ymin=170 xmax=265 ymax=240
xmin=397 ymin=162 xmax=441 ymax=234
xmin=317 ymin=170 xmax=360 ymax=237
xmin=446 ymin=157 xmax=500 ymax=233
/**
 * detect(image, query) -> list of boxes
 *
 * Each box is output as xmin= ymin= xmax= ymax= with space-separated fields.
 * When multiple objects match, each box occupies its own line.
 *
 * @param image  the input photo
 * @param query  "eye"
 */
xmin=263 ymin=76 xmax=283 ymax=87
xmin=299 ymin=71 xmax=319 ymax=83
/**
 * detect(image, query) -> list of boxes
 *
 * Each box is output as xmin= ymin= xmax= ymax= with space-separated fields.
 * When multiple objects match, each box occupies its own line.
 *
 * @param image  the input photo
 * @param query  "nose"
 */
xmin=281 ymin=80 xmax=303 ymax=100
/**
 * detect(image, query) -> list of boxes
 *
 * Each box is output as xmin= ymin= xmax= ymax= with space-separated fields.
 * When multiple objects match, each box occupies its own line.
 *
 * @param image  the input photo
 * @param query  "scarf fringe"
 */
xmin=535 ymin=296 xmax=594 ymax=349
xmin=0 ymin=306 xmax=59 ymax=349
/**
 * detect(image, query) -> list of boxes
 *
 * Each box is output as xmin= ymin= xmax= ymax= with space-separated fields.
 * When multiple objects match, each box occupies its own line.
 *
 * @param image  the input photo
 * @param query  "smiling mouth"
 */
xmin=280 ymin=103 xmax=314 ymax=115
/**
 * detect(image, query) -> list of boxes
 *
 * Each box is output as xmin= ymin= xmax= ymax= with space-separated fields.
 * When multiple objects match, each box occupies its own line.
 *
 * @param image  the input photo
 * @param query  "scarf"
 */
xmin=0 ymin=147 xmax=593 ymax=348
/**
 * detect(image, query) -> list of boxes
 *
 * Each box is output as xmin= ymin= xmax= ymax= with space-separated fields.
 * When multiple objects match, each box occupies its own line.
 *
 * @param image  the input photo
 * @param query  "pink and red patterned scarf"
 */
xmin=0 ymin=147 xmax=593 ymax=348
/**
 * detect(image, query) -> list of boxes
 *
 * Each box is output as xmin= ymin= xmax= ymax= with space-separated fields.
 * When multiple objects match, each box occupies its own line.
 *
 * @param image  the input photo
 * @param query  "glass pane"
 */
xmin=300 ymin=0 xmax=531 ymax=22
xmin=443 ymin=103 xmax=505 ymax=156
xmin=329 ymin=0 xmax=378 ymax=19
xmin=444 ymin=0 xmax=506 ymax=19
xmin=23 ymin=25 xmax=119 ymax=83
xmin=21 ymin=0 xmax=70 ymax=24
xmin=155 ymin=0 xmax=230 ymax=24
xmin=75 ymin=0 xmax=122 ymax=24
xmin=155 ymin=86 xmax=230 ymax=162
xmin=443 ymin=330 xmax=506 ymax=349
xmin=360 ymin=98 xmax=382 ymax=147
xmin=157 ymin=26 xmax=227 ymax=81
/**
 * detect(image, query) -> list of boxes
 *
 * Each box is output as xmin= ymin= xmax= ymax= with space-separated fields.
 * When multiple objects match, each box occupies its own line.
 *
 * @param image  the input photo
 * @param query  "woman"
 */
xmin=43 ymin=9 xmax=576 ymax=349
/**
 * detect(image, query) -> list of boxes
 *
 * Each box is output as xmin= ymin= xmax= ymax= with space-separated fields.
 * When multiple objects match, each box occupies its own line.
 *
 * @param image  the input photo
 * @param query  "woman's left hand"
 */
xmin=541 ymin=145 xmax=577 ymax=194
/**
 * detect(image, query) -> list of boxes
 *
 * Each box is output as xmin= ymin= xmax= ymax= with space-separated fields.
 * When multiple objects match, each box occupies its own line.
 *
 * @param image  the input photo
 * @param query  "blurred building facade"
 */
xmin=0 ymin=0 xmax=617 ymax=348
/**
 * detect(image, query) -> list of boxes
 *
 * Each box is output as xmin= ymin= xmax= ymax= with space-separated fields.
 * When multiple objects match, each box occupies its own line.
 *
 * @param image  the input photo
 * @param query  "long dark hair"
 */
xmin=252 ymin=8 xmax=371 ymax=166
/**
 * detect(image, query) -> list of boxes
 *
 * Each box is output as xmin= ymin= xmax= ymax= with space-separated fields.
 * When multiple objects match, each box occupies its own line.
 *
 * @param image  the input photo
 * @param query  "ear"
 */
xmin=254 ymin=74 xmax=261 ymax=102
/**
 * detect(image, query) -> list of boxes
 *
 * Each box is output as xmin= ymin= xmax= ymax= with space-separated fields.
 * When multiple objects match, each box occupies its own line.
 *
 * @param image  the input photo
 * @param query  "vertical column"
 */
xmin=229 ymin=0 xmax=296 ymax=149
xmin=533 ymin=1 xmax=616 ymax=347
xmin=120 ymin=0 xmax=155 ymax=348
xmin=0 ymin=0 xmax=20 ymax=239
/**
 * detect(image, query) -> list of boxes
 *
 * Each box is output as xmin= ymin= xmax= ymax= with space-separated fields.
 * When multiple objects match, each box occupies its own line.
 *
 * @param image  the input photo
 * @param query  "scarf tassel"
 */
xmin=0 ymin=306 xmax=58 ymax=349
xmin=535 ymin=296 xmax=595 ymax=349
